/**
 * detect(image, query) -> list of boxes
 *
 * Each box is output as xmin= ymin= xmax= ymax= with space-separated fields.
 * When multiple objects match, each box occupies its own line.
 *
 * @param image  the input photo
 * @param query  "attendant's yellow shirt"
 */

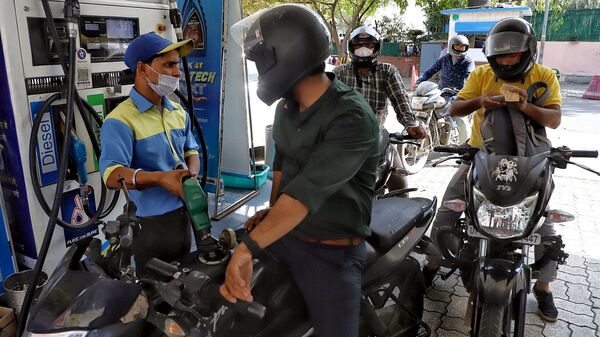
xmin=458 ymin=64 xmax=561 ymax=147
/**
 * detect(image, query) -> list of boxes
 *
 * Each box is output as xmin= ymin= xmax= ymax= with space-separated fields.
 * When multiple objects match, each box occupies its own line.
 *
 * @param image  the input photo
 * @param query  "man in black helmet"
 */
xmin=415 ymin=34 xmax=475 ymax=92
xmin=221 ymin=5 xmax=379 ymax=336
xmin=421 ymin=17 xmax=562 ymax=322
xmin=334 ymin=25 xmax=426 ymax=194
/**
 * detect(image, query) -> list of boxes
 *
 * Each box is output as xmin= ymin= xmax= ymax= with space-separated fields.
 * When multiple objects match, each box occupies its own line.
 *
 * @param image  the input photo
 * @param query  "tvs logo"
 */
xmin=493 ymin=158 xmax=519 ymax=183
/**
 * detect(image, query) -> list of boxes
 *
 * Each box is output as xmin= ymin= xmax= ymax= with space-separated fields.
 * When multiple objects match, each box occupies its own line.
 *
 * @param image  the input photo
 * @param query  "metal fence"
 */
xmin=527 ymin=9 xmax=600 ymax=41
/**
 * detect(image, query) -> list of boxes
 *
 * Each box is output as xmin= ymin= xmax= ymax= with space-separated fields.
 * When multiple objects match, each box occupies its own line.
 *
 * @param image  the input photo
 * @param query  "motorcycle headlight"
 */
xmin=474 ymin=188 xmax=538 ymax=239
xmin=31 ymin=331 xmax=88 ymax=337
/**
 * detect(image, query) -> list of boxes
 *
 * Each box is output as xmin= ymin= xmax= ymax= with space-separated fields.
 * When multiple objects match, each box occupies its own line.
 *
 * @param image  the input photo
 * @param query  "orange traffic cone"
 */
xmin=410 ymin=65 xmax=418 ymax=90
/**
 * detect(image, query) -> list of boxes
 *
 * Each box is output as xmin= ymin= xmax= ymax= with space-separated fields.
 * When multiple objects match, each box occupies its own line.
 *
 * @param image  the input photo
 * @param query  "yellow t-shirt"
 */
xmin=458 ymin=64 xmax=562 ymax=147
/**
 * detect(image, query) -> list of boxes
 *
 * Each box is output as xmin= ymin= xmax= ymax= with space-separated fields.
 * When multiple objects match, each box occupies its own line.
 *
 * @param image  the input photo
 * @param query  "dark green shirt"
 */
xmin=272 ymin=73 xmax=379 ymax=240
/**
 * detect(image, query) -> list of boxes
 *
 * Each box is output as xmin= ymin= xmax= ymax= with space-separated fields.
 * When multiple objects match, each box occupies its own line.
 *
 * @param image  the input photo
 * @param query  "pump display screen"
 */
xmin=106 ymin=19 xmax=135 ymax=39
xmin=79 ymin=16 xmax=139 ymax=63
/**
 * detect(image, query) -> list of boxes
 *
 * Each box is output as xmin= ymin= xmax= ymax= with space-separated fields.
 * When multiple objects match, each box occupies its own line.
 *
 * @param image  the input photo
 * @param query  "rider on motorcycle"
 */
xmin=422 ymin=18 xmax=563 ymax=322
xmin=333 ymin=26 xmax=426 ymax=194
xmin=222 ymin=5 xmax=379 ymax=337
xmin=414 ymin=34 xmax=474 ymax=93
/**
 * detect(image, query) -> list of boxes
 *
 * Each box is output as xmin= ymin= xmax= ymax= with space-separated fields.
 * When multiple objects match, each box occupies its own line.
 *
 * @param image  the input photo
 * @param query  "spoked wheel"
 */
xmin=398 ymin=133 xmax=431 ymax=174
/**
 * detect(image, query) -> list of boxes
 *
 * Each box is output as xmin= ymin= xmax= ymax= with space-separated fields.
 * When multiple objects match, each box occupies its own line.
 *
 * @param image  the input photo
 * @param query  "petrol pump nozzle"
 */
xmin=182 ymin=177 xmax=212 ymax=240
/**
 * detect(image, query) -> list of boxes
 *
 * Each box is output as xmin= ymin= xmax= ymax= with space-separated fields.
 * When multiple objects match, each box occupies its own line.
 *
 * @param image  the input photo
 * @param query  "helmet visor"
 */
xmin=230 ymin=9 xmax=268 ymax=54
xmin=230 ymin=9 xmax=277 ymax=73
xmin=484 ymin=31 xmax=530 ymax=57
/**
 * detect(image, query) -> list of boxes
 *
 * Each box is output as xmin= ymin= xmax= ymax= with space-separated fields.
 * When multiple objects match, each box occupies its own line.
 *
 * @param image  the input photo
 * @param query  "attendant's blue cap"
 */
xmin=124 ymin=32 xmax=193 ymax=71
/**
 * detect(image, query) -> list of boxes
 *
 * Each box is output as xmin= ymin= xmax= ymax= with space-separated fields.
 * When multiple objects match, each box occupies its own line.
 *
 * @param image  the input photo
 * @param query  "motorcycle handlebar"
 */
xmin=433 ymin=146 xmax=460 ymax=154
xmin=571 ymin=150 xmax=598 ymax=158
xmin=205 ymin=283 xmax=266 ymax=320
xmin=145 ymin=258 xmax=179 ymax=278
xmin=227 ymin=298 xmax=267 ymax=320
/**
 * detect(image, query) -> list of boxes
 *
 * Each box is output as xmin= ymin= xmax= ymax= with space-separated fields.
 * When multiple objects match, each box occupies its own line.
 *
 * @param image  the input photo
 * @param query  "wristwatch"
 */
xmin=240 ymin=234 xmax=262 ymax=257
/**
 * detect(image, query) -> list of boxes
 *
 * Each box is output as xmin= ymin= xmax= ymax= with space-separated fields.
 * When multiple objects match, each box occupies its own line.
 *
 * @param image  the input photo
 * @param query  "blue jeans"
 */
xmin=269 ymin=235 xmax=366 ymax=337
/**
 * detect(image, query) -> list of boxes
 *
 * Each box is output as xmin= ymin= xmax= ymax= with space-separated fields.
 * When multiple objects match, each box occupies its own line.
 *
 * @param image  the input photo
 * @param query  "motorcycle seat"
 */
xmin=368 ymin=197 xmax=429 ymax=254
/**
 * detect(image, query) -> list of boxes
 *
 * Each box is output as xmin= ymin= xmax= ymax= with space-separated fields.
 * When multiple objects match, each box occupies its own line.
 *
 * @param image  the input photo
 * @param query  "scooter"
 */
xmin=432 ymin=145 xmax=599 ymax=337
xmin=25 ymin=175 xmax=438 ymax=337
xmin=397 ymin=81 xmax=470 ymax=175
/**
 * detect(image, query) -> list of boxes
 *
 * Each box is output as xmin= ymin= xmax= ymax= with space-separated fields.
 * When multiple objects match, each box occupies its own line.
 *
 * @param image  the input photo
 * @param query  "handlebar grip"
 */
xmin=571 ymin=150 xmax=598 ymax=158
xmin=433 ymin=146 xmax=460 ymax=154
xmin=145 ymin=258 xmax=179 ymax=278
xmin=227 ymin=300 xmax=267 ymax=320
xmin=389 ymin=132 xmax=414 ymax=140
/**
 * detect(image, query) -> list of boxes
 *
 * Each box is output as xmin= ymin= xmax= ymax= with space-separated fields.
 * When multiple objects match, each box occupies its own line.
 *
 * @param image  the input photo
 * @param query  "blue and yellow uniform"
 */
xmin=99 ymin=87 xmax=199 ymax=217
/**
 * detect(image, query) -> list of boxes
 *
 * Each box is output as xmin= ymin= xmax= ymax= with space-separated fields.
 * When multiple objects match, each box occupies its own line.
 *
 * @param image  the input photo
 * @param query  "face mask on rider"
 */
xmin=354 ymin=46 xmax=374 ymax=57
xmin=145 ymin=64 xmax=179 ymax=97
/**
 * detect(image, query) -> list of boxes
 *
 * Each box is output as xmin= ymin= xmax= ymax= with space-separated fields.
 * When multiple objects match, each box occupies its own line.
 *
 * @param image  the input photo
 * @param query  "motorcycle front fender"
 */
xmin=476 ymin=258 xmax=530 ymax=307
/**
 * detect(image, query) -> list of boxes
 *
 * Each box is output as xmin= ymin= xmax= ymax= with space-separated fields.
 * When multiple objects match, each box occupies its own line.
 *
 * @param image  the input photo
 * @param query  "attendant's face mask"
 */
xmin=145 ymin=64 xmax=179 ymax=97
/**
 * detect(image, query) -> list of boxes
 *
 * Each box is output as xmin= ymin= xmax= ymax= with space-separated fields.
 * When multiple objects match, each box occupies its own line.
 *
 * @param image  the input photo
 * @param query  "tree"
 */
xmin=241 ymin=0 xmax=410 ymax=58
xmin=415 ymin=0 xmax=466 ymax=39
xmin=375 ymin=14 xmax=407 ymax=42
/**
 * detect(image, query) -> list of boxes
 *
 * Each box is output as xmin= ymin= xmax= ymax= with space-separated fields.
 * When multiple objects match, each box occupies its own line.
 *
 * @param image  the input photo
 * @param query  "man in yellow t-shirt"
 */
xmin=422 ymin=18 xmax=563 ymax=323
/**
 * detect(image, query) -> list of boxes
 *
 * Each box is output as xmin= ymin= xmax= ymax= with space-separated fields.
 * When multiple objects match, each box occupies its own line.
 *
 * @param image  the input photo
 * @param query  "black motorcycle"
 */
xmin=24 ymin=163 xmax=437 ymax=337
xmin=432 ymin=145 xmax=599 ymax=337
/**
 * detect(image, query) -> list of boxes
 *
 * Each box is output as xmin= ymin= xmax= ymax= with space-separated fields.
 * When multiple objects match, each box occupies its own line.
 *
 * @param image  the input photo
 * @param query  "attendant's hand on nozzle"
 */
xmin=244 ymin=208 xmax=270 ymax=232
xmin=479 ymin=93 xmax=507 ymax=110
xmin=406 ymin=125 xmax=428 ymax=139
xmin=161 ymin=169 xmax=194 ymax=198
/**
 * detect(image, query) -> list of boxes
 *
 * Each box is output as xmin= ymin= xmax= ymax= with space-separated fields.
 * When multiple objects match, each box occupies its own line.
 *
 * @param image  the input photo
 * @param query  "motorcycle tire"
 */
xmin=397 ymin=135 xmax=431 ymax=174
xmin=478 ymin=303 xmax=505 ymax=337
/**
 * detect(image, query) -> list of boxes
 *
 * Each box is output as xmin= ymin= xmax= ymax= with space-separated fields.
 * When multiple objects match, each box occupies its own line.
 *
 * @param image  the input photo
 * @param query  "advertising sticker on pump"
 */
xmin=178 ymin=0 xmax=223 ymax=194
xmin=30 ymin=101 xmax=59 ymax=186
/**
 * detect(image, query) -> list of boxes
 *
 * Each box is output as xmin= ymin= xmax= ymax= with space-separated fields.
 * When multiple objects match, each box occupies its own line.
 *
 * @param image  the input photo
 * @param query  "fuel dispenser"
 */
xmin=0 ymin=0 xmax=178 ymax=271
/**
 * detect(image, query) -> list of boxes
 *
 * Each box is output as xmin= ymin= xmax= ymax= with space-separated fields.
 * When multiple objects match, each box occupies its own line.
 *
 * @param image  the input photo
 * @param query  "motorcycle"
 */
xmin=398 ymin=81 xmax=470 ymax=174
xmin=25 ymin=166 xmax=438 ymax=337
xmin=432 ymin=145 xmax=599 ymax=337
xmin=374 ymin=129 xmax=420 ymax=198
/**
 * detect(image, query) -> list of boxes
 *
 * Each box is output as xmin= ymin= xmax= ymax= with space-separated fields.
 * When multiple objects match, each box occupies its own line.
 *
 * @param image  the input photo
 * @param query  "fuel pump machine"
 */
xmin=0 ymin=0 xmax=178 ymax=270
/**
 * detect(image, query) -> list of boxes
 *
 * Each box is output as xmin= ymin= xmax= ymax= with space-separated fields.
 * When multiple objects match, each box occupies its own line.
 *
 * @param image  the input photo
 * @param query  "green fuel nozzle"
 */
xmin=182 ymin=177 xmax=212 ymax=239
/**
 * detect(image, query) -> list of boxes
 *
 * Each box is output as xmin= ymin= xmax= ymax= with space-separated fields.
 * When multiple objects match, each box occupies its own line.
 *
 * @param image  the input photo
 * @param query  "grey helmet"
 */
xmin=484 ymin=18 xmax=537 ymax=82
xmin=347 ymin=26 xmax=382 ymax=68
xmin=448 ymin=34 xmax=469 ymax=58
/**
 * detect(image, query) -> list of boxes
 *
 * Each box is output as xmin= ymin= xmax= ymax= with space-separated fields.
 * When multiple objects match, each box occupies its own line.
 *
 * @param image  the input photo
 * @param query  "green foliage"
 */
xmin=241 ymin=0 xmax=410 ymax=57
xmin=415 ymin=0 xmax=466 ymax=39
xmin=375 ymin=14 xmax=407 ymax=41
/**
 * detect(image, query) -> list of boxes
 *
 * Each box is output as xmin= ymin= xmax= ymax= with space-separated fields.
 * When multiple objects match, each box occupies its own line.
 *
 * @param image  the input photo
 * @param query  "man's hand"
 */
xmin=220 ymin=243 xmax=254 ymax=303
xmin=505 ymin=86 xmax=528 ymax=112
xmin=406 ymin=126 xmax=428 ymax=139
xmin=159 ymin=169 xmax=193 ymax=198
xmin=244 ymin=208 xmax=270 ymax=232
xmin=479 ymin=93 xmax=507 ymax=110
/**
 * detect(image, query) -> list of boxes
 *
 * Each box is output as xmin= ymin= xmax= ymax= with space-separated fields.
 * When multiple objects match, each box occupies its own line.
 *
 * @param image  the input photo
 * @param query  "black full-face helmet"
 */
xmin=231 ymin=4 xmax=331 ymax=105
xmin=484 ymin=17 xmax=537 ymax=82
xmin=347 ymin=26 xmax=382 ymax=68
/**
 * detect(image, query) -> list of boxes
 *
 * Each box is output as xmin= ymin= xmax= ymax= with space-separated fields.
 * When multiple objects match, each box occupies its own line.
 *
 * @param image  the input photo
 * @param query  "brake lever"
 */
xmin=432 ymin=155 xmax=463 ymax=167
xmin=563 ymin=159 xmax=600 ymax=176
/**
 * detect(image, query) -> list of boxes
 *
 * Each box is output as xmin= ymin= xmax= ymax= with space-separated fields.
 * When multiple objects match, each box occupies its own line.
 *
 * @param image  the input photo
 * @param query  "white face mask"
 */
xmin=354 ymin=46 xmax=374 ymax=57
xmin=145 ymin=64 xmax=179 ymax=97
